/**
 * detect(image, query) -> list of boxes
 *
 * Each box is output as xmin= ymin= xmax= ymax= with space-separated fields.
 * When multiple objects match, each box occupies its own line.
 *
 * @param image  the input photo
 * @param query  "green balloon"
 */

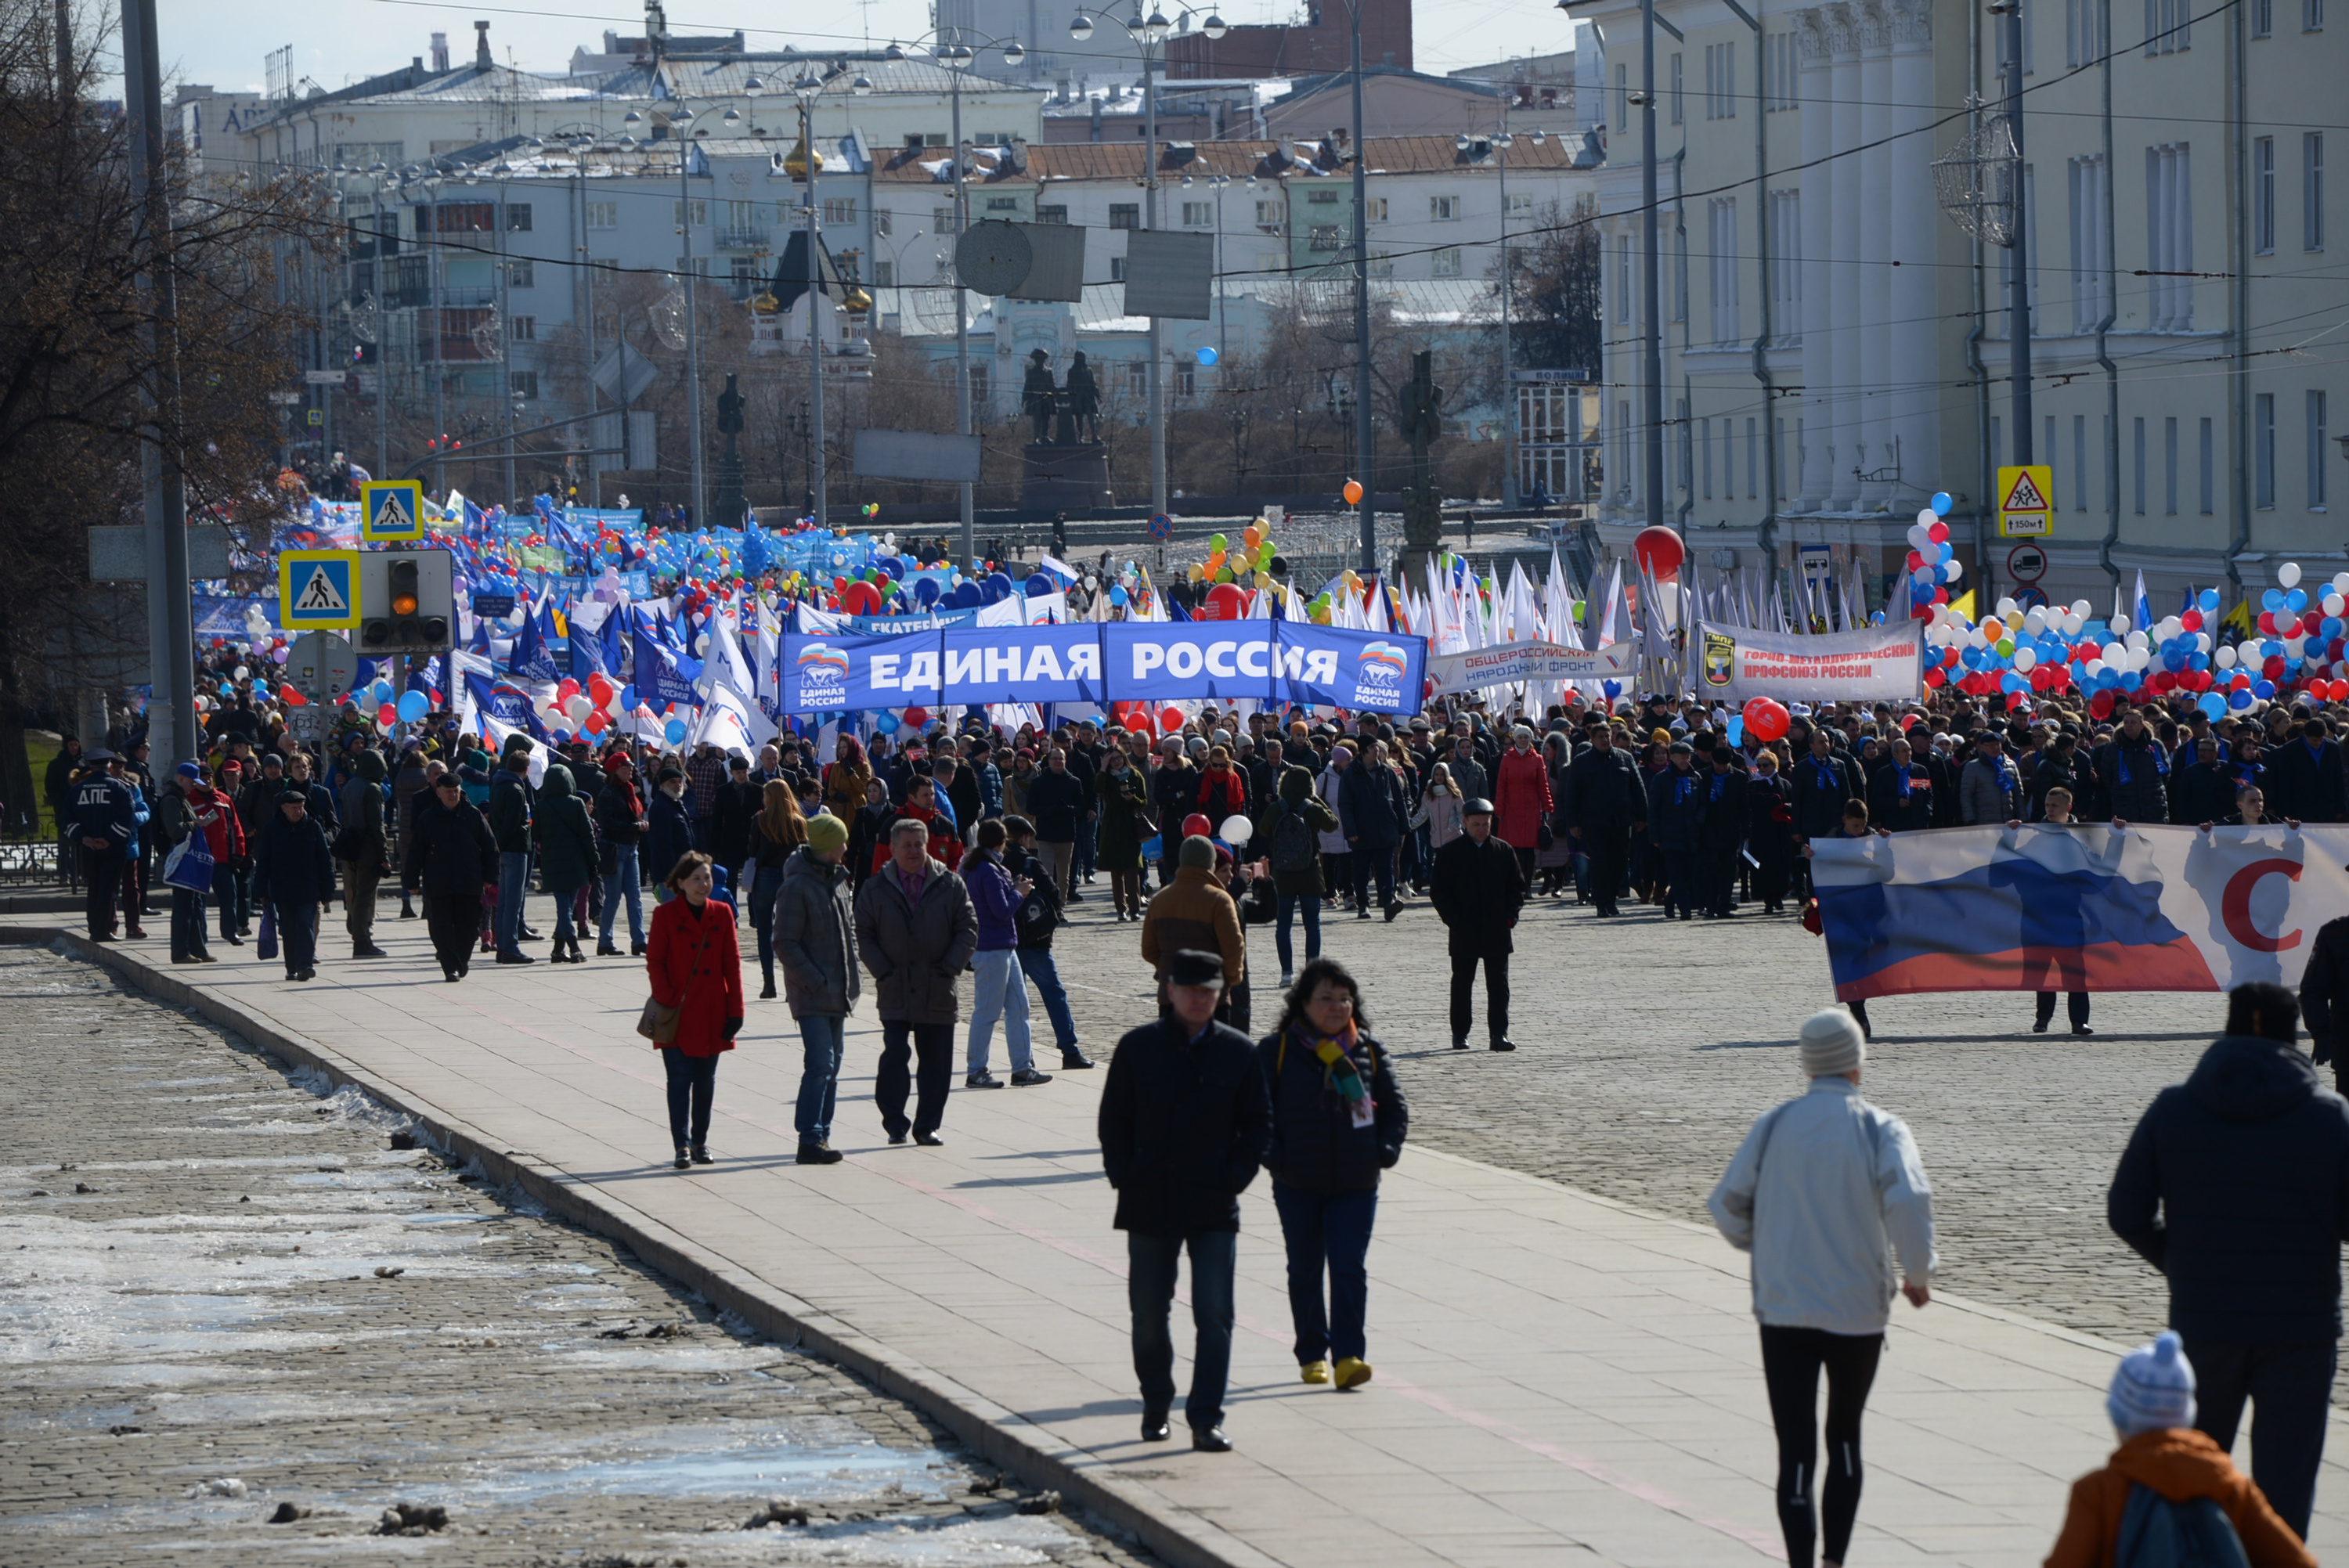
xmin=1209 ymin=532 xmax=1229 ymax=552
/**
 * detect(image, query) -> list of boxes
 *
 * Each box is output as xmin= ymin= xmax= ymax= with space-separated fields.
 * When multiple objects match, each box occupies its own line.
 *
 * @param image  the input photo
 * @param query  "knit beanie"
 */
xmin=1178 ymin=834 xmax=1217 ymax=870
xmin=1797 ymin=1008 xmax=1866 ymax=1078
xmin=2108 ymin=1331 xmax=2196 ymax=1436
xmin=805 ymin=812 xmax=850 ymax=855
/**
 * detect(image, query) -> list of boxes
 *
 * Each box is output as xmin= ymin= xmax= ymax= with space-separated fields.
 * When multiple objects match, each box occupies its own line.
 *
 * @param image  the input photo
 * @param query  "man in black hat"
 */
xmin=252 ymin=787 xmax=334 ymax=982
xmin=1097 ymin=948 xmax=1270 ymax=1453
xmin=63 ymin=748 xmax=135 ymax=942
xmin=1429 ymin=799 xmax=1525 ymax=1051
xmin=487 ymin=734 xmax=536 ymax=964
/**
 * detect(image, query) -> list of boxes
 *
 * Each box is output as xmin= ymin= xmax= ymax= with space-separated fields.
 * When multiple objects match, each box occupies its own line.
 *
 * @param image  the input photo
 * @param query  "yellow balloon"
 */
xmin=1312 ymin=607 xmax=1332 ymax=624
xmin=1188 ymin=564 xmax=1207 ymax=582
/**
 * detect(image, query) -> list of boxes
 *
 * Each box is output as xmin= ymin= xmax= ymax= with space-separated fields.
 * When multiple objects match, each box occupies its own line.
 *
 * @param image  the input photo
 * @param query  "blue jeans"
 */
xmin=496 ymin=850 xmax=529 ymax=955
xmin=1272 ymin=1181 xmax=1379 ymax=1364
xmin=1276 ymin=894 xmax=1321 ymax=974
xmin=1128 ymin=1230 xmax=1237 ymax=1431
xmin=1017 ymin=946 xmax=1079 ymax=1052
xmin=795 ymin=1015 xmax=846 ymax=1142
xmin=600 ymin=845 xmax=644 ymax=947
xmin=660 ymin=1047 xmax=717 ymax=1151
xmin=965 ymin=947 xmax=1034 ymax=1074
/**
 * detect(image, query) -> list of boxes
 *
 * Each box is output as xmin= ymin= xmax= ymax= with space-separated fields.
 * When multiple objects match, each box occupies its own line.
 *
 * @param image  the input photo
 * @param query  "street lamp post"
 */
xmin=791 ymin=64 xmax=875 ymax=528
xmin=1071 ymin=4 xmax=1227 ymax=524
xmin=1461 ymin=119 xmax=1535 ymax=506
xmin=885 ymin=34 xmax=1024 ymax=567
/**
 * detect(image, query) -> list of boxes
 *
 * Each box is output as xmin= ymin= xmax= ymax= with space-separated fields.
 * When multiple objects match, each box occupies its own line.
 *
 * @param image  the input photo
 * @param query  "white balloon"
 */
xmin=2022 ymin=607 xmax=2048 ymax=635
xmin=2071 ymin=599 xmax=2094 ymax=618
xmin=2333 ymin=572 xmax=2349 ymax=597
xmin=2102 ymin=641 xmax=2128 ymax=665
xmin=2217 ymin=644 xmax=2239 ymax=668
xmin=2062 ymin=612 xmax=2086 ymax=636
xmin=1907 ymin=524 xmax=1932 ymax=550
xmin=2327 ymin=595 xmax=2347 ymax=617
xmin=2280 ymin=561 xmax=2304 ymax=587
xmin=565 ymin=695 xmax=593 ymax=723
xmin=2012 ymin=647 xmax=2037 ymax=672
xmin=2112 ymin=614 xmax=2134 ymax=636
xmin=2197 ymin=633 xmax=2213 ymax=653
xmin=1218 ymin=814 xmax=1253 ymax=845
xmin=2156 ymin=616 xmax=2184 ymax=640
xmin=1943 ymin=557 xmax=1965 ymax=581
xmin=2086 ymin=658 xmax=2109 ymax=678
xmin=1917 ymin=509 xmax=1939 ymax=528
xmin=1997 ymin=597 xmax=2019 ymax=618
xmin=232 ymin=664 xmax=250 ymax=681
xmin=2126 ymin=629 xmax=2151 ymax=653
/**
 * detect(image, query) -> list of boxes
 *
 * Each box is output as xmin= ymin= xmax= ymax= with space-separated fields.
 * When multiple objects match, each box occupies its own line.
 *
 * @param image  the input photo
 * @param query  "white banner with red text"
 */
xmin=1694 ymin=618 xmax=1924 ymax=704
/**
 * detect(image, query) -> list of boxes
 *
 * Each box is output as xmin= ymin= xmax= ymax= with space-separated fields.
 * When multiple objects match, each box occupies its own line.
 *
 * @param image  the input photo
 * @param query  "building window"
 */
xmin=2311 ymin=391 xmax=2329 ymax=506
xmin=1707 ymin=196 xmax=1739 ymax=346
xmin=823 ymin=197 xmax=858 ymax=224
xmin=504 ymin=203 xmax=531 ymax=232
xmin=510 ymin=369 xmax=538 ymax=398
xmin=873 ymin=259 xmax=893 ymax=287
xmin=1255 ymin=199 xmax=1283 ymax=228
xmin=673 ymin=199 xmax=708 ymax=228
xmin=1034 ymin=204 xmax=1067 ymax=225
xmin=1255 ymin=253 xmax=1286 ymax=272
xmin=2164 ymin=416 xmax=2180 ymax=513
xmin=2067 ymin=0 xmax=2107 ymax=60
xmin=509 ymin=315 xmax=536 ymax=341
xmin=2256 ymin=393 xmax=2276 ymax=507
xmin=2308 ymin=0 xmax=2325 ymax=29
xmin=1430 ymin=196 xmax=1460 ymax=221
xmin=2199 ymin=416 xmax=2215 ymax=512
xmin=969 ymin=364 xmax=989 ymax=406
xmin=2256 ymin=137 xmax=2277 ymax=254
xmin=2254 ymin=0 xmax=2273 ymax=32
xmin=1615 ymin=63 xmax=1628 ymax=132
xmin=1308 ymin=224 xmax=1344 ymax=251
xmin=1672 ymin=228 xmax=1688 ymax=323
xmin=1173 ymin=363 xmax=1196 ymax=398
xmin=435 ymin=202 xmax=493 ymax=232
xmin=1367 ymin=250 xmax=1393 ymax=277
xmin=1705 ymin=42 xmax=1737 ymax=119
xmin=983 ymin=196 xmax=1019 ymax=214
xmin=1182 ymin=201 xmax=1212 ymax=225
xmin=1615 ymin=234 xmax=1632 ymax=323
xmin=1767 ymin=189 xmax=1801 ymax=331
xmin=1365 ymin=197 xmax=1387 ymax=221
xmin=1431 ymin=246 xmax=1463 ymax=276
xmin=874 ymin=209 xmax=893 ymax=236
xmin=933 ymin=206 xmax=957 ymax=234
xmin=2069 ymin=155 xmax=2109 ymax=331
xmin=2146 ymin=143 xmax=2192 ymax=330
xmin=1128 ymin=362 xmax=1148 ymax=396
xmin=1110 ymin=255 xmax=1127 ymax=281
xmin=2134 ymin=416 xmax=2147 ymax=513
xmin=1669 ymin=52 xmax=1683 ymax=124
xmin=2145 ymin=0 xmax=2190 ymax=52
xmin=505 ymin=258 xmax=534 ymax=289
xmin=586 ymin=200 xmax=619 ymax=230
xmin=1308 ymin=188 xmax=1338 ymax=205
xmin=2307 ymin=133 xmax=2326 ymax=249
xmin=1110 ymin=204 xmax=1140 ymax=229
xmin=1701 ymin=417 xmax=1712 ymax=499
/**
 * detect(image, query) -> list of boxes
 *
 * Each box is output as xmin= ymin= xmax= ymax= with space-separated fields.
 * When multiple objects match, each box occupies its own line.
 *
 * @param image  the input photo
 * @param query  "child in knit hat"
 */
xmin=2042 ymin=1331 xmax=2312 ymax=1567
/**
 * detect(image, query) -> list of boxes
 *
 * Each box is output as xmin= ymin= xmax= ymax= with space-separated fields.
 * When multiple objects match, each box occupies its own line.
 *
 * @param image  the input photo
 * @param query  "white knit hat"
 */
xmin=2108 ymin=1331 xmax=2196 ymax=1436
xmin=1797 ymin=1008 xmax=1866 ymax=1078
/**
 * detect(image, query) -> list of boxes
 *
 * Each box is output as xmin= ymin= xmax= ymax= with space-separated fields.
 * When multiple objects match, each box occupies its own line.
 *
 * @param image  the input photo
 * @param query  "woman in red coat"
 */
xmin=646 ymin=850 xmax=745 ymax=1170
xmin=1492 ymin=726 xmax=1554 ymax=881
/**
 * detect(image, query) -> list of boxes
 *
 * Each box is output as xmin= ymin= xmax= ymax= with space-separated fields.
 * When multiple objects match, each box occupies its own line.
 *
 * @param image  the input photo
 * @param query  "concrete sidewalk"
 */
xmin=38 ymin=915 xmax=2349 ymax=1568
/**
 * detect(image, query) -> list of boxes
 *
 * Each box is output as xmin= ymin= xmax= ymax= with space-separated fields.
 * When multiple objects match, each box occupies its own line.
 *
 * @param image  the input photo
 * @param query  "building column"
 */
xmin=1856 ymin=0 xmax=1893 ymax=510
xmin=1826 ymin=2 xmax=1864 ymax=510
xmin=1888 ymin=0 xmax=1939 ymax=510
xmin=1796 ymin=7 xmax=1835 ymax=513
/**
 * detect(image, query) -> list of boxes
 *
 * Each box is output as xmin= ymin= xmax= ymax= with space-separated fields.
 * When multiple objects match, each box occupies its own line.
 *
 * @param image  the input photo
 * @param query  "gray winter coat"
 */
xmin=1959 ymin=755 xmax=2022 ymax=826
xmin=853 ymin=857 xmax=980 ymax=1025
xmin=771 ymin=846 xmax=861 ymax=1019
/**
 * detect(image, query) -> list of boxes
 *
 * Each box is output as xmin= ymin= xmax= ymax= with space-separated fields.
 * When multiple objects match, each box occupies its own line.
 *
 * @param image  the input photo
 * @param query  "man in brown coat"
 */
xmin=853 ymin=817 xmax=979 ymax=1146
xmin=1140 ymin=835 xmax=1246 ymax=1019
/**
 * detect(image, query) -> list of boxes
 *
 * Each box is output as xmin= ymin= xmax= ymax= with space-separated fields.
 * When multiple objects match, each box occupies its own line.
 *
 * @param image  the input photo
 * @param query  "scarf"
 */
xmin=1802 ymin=756 xmax=1840 ymax=795
xmin=1709 ymin=771 xmax=1730 ymax=802
xmin=1895 ymin=765 xmax=1913 ymax=802
xmin=1672 ymin=770 xmax=1698 ymax=806
xmin=2113 ymin=740 xmax=2169 ymax=790
xmin=1990 ymin=755 xmax=2016 ymax=796
xmin=1284 ymin=1019 xmax=1375 ymax=1128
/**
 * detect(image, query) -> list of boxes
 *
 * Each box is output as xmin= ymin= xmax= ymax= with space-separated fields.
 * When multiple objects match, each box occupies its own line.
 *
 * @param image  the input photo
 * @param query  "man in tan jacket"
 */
xmin=1140 ymin=835 xmax=1245 ymax=1019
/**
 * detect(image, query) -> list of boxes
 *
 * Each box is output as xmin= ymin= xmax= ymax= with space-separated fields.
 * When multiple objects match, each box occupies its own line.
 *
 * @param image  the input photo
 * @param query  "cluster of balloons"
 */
xmin=1902 ymin=493 xmax=1964 ymax=614
xmin=1185 ymin=521 xmax=1281 ymax=588
xmin=1741 ymin=697 xmax=1792 ymax=741
xmin=1924 ymin=560 xmax=2349 ymax=719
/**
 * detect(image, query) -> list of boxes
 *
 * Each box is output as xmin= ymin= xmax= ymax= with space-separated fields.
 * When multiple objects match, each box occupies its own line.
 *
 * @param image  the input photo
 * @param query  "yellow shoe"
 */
xmin=1299 ymin=1360 xmax=1330 ymax=1384
xmin=1333 ymin=1356 xmax=1373 ymax=1390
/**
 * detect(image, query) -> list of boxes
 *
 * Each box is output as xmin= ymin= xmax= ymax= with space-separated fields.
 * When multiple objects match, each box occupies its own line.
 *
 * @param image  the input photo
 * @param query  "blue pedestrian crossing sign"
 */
xmin=280 ymin=550 xmax=361 ymax=629
xmin=360 ymin=479 xmax=426 ymax=542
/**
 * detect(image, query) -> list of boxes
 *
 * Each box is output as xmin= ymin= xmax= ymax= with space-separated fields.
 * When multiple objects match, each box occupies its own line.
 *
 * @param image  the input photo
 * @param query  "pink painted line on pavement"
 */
xmin=449 ymin=996 xmax=1780 ymax=1557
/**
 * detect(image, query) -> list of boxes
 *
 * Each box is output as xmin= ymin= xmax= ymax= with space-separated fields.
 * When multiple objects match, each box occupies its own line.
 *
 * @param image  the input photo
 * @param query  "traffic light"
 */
xmin=357 ymin=547 xmax=453 ymax=654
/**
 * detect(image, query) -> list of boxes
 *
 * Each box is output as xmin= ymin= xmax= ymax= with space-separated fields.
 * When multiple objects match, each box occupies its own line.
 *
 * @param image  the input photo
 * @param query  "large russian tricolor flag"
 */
xmin=1810 ymin=824 xmax=2349 ymax=1001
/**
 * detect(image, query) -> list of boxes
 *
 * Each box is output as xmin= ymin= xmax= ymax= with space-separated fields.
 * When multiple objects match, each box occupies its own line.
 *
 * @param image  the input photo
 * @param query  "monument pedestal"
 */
xmin=1020 ymin=442 xmax=1113 ymax=511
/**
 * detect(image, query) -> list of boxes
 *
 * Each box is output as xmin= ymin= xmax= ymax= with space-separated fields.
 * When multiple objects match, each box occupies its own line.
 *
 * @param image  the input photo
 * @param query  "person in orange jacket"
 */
xmin=2044 ymin=1330 xmax=2313 ymax=1568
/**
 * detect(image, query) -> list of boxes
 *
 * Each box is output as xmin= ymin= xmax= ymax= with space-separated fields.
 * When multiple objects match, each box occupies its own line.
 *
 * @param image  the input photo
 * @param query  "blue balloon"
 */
xmin=1931 ymin=492 xmax=1954 ymax=516
xmin=354 ymin=660 xmax=378 ymax=687
xmin=1025 ymin=573 xmax=1054 ymax=597
xmin=396 ymin=690 xmax=430 ymax=723
xmin=873 ymin=712 xmax=901 ymax=734
xmin=663 ymin=718 xmax=688 ymax=745
xmin=1110 ymin=586 xmax=1130 ymax=607
xmin=2287 ymin=587 xmax=2310 ymax=612
xmin=2264 ymin=589 xmax=2287 ymax=611
xmin=2201 ymin=589 xmax=2222 ymax=612
xmin=620 ymin=684 xmax=637 ymax=712
xmin=875 ymin=556 xmax=904 ymax=580
xmin=2199 ymin=691 xmax=2228 ymax=719
xmin=1196 ymin=346 xmax=1218 ymax=366
xmin=912 ymin=575 xmax=942 ymax=606
xmin=2255 ymin=679 xmax=2279 ymax=699
xmin=951 ymin=581 xmax=983 ymax=608
xmin=2232 ymin=688 xmax=2256 ymax=709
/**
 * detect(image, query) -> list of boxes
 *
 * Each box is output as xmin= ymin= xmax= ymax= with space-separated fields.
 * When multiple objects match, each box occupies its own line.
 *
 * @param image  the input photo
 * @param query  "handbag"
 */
xmin=162 ymin=831 xmax=215 ymax=893
xmin=255 ymin=907 xmax=278 ymax=962
xmin=1537 ymin=819 xmax=1556 ymax=850
xmin=635 ymin=995 xmax=680 ymax=1044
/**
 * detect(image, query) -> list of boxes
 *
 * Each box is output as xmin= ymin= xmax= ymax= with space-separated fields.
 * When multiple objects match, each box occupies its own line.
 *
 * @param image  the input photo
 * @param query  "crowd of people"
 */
xmin=47 ymin=653 xmax=2349 ymax=1561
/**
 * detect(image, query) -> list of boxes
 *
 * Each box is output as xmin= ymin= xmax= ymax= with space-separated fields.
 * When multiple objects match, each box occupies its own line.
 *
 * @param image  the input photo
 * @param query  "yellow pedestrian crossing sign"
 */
xmin=280 ymin=549 xmax=361 ymax=629
xmin=361 ymin=479 xmax=425 ymax=542
xmin=1997 ymin=465 xmax=2054 ymax=538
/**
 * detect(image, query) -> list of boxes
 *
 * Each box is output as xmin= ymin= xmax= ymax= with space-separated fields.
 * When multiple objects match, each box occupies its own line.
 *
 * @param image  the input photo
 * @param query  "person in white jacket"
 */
xmin=1709 ymin=1007 xmax=1937 ymax=1568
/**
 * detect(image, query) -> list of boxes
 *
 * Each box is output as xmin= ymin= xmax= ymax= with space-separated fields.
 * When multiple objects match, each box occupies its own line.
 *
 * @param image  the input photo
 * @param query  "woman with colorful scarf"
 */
xmin=1256 ymin=959 xmax=1407 ymax=1392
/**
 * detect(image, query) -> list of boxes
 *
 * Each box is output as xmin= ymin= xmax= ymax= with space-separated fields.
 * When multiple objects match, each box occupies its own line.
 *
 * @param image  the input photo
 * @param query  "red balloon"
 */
xmin=1633 ymin=525 xmax=1686 ymax=582
xmin=280 ymin=684 xmax=306 ymax=706
xmin=902 ymin=705 xmax=931 ymax=730
xmin=1744 ymin=697 xmax=1790 ymax=743
xmin=1182 ymin=813 xmax=1214 ymax=840
xmin=1200 ymin=583 xmax=1245 ymax=621
xmin=840 ymin=581 xmax=883 ymax=617
xmin=1924 ymin=666 xmax=1947 ymax=688
xmin=1159 ymin=705 xmax=1185 ymax=732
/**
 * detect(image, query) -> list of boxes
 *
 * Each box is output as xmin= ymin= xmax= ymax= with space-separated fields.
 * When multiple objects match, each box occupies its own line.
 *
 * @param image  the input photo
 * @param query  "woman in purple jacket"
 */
xmin=962 ymin=818 xmax=1054 ymax=1089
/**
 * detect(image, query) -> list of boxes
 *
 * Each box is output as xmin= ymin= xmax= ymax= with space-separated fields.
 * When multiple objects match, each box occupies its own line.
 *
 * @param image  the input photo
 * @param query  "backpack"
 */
xmin=1268 ymin=801 xmax=1318 ymax=874
xmin=2113 ymin=1483 xmax=2251 ymax=1568
xmin=1013 ymin=882 xmax=1059 ymax=947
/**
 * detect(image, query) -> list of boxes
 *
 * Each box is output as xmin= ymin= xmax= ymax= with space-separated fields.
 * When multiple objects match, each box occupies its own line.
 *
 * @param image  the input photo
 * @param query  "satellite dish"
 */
xmin=954 ymin=220 xmax=1034 ymax=296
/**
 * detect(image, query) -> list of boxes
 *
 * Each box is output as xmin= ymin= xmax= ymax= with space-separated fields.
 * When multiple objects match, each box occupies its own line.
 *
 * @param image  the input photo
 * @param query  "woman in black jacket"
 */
xmin=402 ymin=773 xmax=500 ymax=982
xmin=1255 ymin=958 xmax=1406 ymax=1392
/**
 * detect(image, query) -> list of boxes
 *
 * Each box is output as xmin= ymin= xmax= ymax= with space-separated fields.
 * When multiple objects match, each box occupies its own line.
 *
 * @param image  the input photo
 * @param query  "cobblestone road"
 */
xmin=0 ymin=946 xmax=1157 ymax=1568
xmin=1045 ymin=878 xmax=2228 ymax=1352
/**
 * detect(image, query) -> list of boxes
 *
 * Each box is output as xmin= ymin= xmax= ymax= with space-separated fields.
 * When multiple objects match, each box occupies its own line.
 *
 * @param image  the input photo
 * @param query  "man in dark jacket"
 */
xmin=1005 ymin=814 xmax=1092 ymax=1071
xmin=1430 ymin=799 xmax=1526 ymax=1051
xmin=2095 ymin=708 xmax=2171 ymax=824
xmin=2264 ymin=715 xmax=2349 ymax=824
xmin=337 ymin=748 xmax=390 ymax=958
xmin=64 ymin=750 xmax=136 ymax=941
xmin=2301 ymin=915 xmax=2349 ymax=1096
xmin=1023 ymin=748 xmax=1090 ymax=901
xmin=1867 ymin=737 xmax=1936 ymax=833
xmin=1098 ymin=948 xmax=1271 ymax=1453
xmin=853 ymin=817 xmax=980 ymax=1145
xmin=1645 ymin=741 xmax=1707 ymax=921
xmin=2172 ymin=736 xmax=2241 ymax=826
xmin=594 ymin=754 xmax=650 ymax=955
xmin=1789 ymin=727 xmax=1864 ymax=840
xmin=1698 ymin=744 xmax=1751 ymax=917
xmin=772 ymin=813 xmax=861 ymax=1165
xmin=251 ymin=789 xmax=334 ymax=982
xmin=1337 ymin=742 xmax=1405 ymax=920
xmin=485 ymin=737 xmax=536 ymax=963
xmin=1561 ymin=726 xmax=1645 ymax=917
xmin=2107 ymin=981 xmax=2349 ymax=1540
xmin=404 ymin=773 xmax=499 ymax=981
